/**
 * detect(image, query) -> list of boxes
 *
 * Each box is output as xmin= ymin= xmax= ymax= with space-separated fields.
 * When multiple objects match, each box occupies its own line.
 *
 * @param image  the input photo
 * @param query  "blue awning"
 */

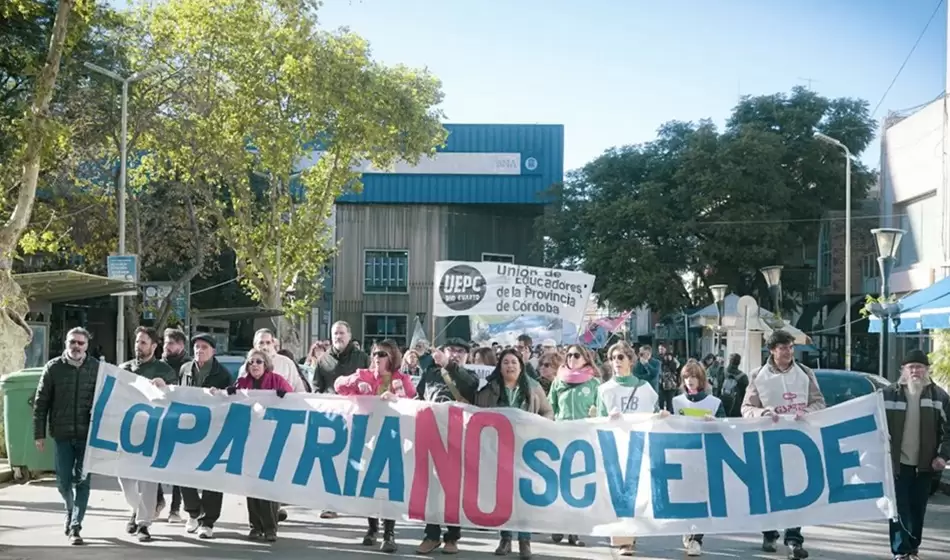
xmin=869 ymin=276 xmax=950 ymax=333
xmin=921 ymin=291 xmax=950 ymax=330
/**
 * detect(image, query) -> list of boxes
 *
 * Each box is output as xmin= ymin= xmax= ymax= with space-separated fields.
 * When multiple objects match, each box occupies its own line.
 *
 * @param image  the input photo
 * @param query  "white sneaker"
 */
xmin=686 ymin=540 xmax=702 ymax=556
xmin=198 ymin=526 xmax=213 ymax=539
xmin=167 ymin=512 xmax=182 ymax=524
xmin=185 ymin=517 xmax=199 ymax=533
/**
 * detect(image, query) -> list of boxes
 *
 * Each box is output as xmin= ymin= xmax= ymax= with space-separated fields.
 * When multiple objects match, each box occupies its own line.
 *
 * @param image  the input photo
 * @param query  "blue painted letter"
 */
xmin=119 ymin=403 xmax=163 ymax=456
xmin=88 ymin=375 xmax=118 ymax=451
xmin=704 ymin=432 xmax=767 ymax=517
xmin=650 ymin=432 xmax=708 ymax=519
xmin=519 ymin=438 xmax=559 ymax=507
xmin=259 ymin=408 xmax=307 ymax=481
xmin=197 ymin=403 xmax=251 ymax=475
xmin=292 ymin=410 xmax=347 ymax=494
xmin=343 ymin=414 xmax=370 ymax=496
xmin=822 ymin=415 xmax=884 ymax=504
xmin=597 ymin=430 xmax=646 ymax=518
xmin=359 ymin=416 xmax=405 ymax=501
xmin=762 ymin=429 xmax=825 ymax=512
xmin=559 ymin=440 xmax=596 ymax=509
xmin=152 ymin=403 xmax=211 ymax=468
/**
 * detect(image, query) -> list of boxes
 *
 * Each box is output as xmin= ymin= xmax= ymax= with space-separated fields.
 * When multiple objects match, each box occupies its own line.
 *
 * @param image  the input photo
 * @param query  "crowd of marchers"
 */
xmin=31 ymin=321 xmax=950 ymax=560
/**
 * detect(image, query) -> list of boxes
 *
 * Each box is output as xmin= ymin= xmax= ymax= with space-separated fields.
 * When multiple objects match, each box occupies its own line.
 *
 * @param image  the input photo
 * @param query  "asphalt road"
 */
xmin=2 ymin=475 xmax=950 ymax=559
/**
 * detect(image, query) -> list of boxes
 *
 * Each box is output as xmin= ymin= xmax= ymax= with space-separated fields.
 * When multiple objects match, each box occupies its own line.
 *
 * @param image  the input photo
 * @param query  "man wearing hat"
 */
xmin=883 ymin=349 xmax=950 ymax=560
xmin=414 ymin=337 xmax=480 ymax=555
xmin=176 ymin=333 xmax=233 ymax=539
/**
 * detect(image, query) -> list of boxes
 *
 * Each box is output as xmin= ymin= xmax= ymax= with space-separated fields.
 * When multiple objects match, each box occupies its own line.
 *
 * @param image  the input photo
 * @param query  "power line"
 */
xmin=870 ymin=0 xmax=945 ymax=118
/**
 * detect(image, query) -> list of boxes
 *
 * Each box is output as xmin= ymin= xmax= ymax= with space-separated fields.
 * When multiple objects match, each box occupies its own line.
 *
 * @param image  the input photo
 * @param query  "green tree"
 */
xmin=0 ymin=0 xmax=85 ymax=376
xmin=138 ymin=0 xmax=446 ymax=352
xmin=540 ymin=87 xmax=877 ymax=314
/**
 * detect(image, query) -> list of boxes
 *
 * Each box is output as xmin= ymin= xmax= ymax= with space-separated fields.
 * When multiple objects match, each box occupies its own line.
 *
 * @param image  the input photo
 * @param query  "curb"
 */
xmin=0 ymin=468 xmax=12 ymax=484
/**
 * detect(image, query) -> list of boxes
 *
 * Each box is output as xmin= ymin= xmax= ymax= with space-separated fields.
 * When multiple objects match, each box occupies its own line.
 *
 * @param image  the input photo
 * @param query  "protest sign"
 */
xmin=433 ymin=261 xmax=594 ymax=326
xmin=85 ymin=363 xmax=896 ymax=536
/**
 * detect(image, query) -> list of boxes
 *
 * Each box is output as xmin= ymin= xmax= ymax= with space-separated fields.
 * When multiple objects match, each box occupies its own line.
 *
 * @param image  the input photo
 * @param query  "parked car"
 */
xmin=813 ymin=369 xmax=890 ymax=407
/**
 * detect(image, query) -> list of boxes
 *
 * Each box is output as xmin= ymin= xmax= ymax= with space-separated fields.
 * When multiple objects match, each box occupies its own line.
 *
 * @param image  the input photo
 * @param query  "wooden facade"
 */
xmin=331 ymin=203 xmax=544 ymax=346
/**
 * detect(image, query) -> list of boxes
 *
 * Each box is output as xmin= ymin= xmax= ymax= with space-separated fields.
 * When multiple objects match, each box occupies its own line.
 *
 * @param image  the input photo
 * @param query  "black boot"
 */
xmin=495 ymin=537 xmax=512 ymax=555
xmin=125 ymin=514 xmax=137 ymax=534
xmin=567 ymin=534 xmax=585 ymax=547
xmin=363 ymin=518 xmax=379 ymax=546
xmin=380 ymin=522 xmax=397 ymax=553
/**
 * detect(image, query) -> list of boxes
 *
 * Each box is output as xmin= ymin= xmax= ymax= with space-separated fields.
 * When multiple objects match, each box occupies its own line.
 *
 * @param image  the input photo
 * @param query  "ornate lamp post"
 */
xmin=759 ymin=265 xmax=785 ymax=330
xmin=869 ymin=228 xmax=905 ymax=380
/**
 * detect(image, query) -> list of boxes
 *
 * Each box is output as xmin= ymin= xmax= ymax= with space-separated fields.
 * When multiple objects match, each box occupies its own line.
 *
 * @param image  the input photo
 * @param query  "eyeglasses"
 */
xmin=566 ymin=352 xmax=582 ymax=360
xmin=247 ymin=358 xmax=265 ymax=365
xmin=67 ymin=340 xmax=86 ymax=346
xmin=610 ymin=354 xmax=627 ymax=361
xmin=373 ymin=351 xmax=389 ymax=359
xmin=539 ymin=362 xmax=552 ymax=368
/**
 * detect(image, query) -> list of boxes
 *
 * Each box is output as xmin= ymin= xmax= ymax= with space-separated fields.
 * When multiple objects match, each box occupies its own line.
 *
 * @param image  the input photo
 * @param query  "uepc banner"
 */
xmin=433 ymin=261 xmax=595 ymax=326
xmin=85 ymin=364 xmax=897 ymax=536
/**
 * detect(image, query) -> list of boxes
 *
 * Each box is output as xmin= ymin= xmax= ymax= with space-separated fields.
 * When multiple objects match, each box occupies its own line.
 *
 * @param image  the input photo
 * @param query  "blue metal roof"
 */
xmin=336 ymin=123 xmax=564 ymax=204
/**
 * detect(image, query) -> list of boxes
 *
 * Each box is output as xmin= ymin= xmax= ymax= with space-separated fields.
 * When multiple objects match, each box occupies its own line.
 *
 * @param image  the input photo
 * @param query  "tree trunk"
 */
xmin=0 ymin=0 xmax=76 ymax=376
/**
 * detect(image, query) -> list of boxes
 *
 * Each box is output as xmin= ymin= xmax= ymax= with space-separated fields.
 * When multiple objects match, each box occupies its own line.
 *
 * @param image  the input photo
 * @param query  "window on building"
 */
xmin=363 ymin=314 xmax=408 ymax=349
xmin=818 ymin=222 xmax=831 ymax=288
xmin=364 ymin=250 xmax=409 ymax=293
xmin=482 ymin=252 xmax=515 ymax=263
xmin=895 ymin=192 xmax=939 ymax=268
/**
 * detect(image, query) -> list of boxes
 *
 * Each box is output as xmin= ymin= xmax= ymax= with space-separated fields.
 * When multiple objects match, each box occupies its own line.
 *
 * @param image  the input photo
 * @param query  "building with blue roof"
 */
xmin=314 ymin=123 xmax=564 ymax=347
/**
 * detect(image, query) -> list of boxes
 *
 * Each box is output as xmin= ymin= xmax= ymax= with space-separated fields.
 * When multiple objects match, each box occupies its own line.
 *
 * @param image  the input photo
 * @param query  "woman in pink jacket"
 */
xmin=223 ymin=349 xmax=294 ymax=542
xmin=334 ymin=339 xmax=415 ymax=553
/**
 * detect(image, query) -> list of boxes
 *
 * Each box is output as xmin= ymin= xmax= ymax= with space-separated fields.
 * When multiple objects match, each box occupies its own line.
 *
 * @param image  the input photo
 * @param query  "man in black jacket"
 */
xmin=33 ymin=327 xmax=100 ymax=546
xmin=155 ymin=327 xmax=191 ymax=523
xmin=177 ymin=333 xmax=232 ymax=539
xmin=313 ymin=320 xmax=369 ymax=519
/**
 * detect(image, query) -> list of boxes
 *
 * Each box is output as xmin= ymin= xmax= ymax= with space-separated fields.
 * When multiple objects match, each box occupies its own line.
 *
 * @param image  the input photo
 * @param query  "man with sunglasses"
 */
xmin=33 ymin=327 xmax=100 ymax=546
xmin=414 ymin=337 xmax=480 ymax=555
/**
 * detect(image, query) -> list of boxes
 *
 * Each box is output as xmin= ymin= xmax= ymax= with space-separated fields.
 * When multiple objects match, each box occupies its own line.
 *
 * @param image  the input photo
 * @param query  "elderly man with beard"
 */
xmin=118 ymin=326 xmax=179 ymax=542
xmin=313 ymin=320 xmax=369 ymax=519
xmin=884 ymin=350 xmax=950 ymax=560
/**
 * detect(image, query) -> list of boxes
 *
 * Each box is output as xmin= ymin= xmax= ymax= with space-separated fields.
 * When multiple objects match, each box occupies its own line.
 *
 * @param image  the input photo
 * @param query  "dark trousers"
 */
xmin=889 ymin=463 xmax=933 ymax=555
xmin=180 ymin=487 xmax=223 ymax=528
xmin=424 ymin=523 xmax=461 ymax=542
xmin=763 ymin=527 xmax=803 ymax=546
xmin=156 ymin=485 xmax=182 ymax=512
xmin=659 ymin=389 xmax=677 ymax=412
xmin=247 ymin=498 xmax=279 ymax=534
xmin=54 ymin=438 xmax=91 ymax=533
xmin=368 ymin=518 xmax=395 ymax=534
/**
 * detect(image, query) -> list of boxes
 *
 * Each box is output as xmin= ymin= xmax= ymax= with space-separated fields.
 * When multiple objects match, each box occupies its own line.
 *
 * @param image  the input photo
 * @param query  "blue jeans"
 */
xmin=500 ymin=530 xmax=531 ymax=541
xmin=54 ymin=438 xmax=91 ymax=532
xmin=889 ymin=463 xmax=933 ymax=555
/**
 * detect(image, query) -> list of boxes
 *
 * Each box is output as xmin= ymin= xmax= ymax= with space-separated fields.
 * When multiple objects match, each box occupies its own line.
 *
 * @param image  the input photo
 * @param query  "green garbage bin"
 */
xmin=1 ymin=368 xmax=56 ymax=481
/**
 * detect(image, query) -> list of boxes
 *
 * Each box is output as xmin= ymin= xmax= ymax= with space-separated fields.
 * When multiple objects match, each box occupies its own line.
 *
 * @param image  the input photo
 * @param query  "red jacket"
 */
xmin=334 ymin=368 xmax=417 ymax=398
xmin=235 ymin=370 xmax=294 ymax=393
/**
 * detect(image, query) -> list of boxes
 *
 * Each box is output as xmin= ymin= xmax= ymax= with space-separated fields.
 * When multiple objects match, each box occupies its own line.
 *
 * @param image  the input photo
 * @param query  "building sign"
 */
xmin=298 ymin=151 xmax=526 ymax=176
xmin=107 ymin=255 xmax=138 ymax=282
xmin=142 ymin=282 xmax=190 ymax=324
xmin=433 ymin=261 xmax=594 ymax=325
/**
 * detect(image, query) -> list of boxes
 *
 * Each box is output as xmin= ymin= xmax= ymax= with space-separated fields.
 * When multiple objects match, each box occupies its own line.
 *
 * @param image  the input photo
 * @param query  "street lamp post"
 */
xmin=84 ymin=62 xmax=165 ymax=363
xmin=814 ymin=132 xmax=853 ymax=370
xmin=869 ymin=228 xmax=905 ymax=380
xmin=710 ymin=284 xmax=728 ymax=360
xmin=760 ymin=265 xmax=784 ymax=319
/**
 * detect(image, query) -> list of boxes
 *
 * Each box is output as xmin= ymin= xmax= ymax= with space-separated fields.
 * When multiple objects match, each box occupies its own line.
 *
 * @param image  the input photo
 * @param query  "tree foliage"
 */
xmin=136 ymin=0 xmax=446 ymax=349
xmin=540 ymin=87 xmax=877 ymax=315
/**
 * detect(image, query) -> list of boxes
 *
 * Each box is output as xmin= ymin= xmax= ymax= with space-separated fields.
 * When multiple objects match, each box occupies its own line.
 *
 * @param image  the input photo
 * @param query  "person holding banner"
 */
xmin=474 ymin=348 xmax=553 ymax=558
xmin=177 ymin=333 xmax=233 ymax=539
xmin=414 ymin=338 xmax=479 ymax=555
xmin=225 ymin=348 xmax=295 ymax=542
xmin=32 ymin=326 xmax=100 ymax=546
xmin=118 ymin=326 xmax=180 ymax=542
xmin=335 ymin=339 xmax=416 ymax=553
xmin=672 ymin=360 xmax=726 ymax=557
xmin=596 ymin=340 xmax=659 ymax=556
xmin=547 ymin=344 xmax=601 ymax=547
xmin=741 ymin=329 xmax=825 ymax=560
xmin=883 ymin=350 xmax=950 ymax=560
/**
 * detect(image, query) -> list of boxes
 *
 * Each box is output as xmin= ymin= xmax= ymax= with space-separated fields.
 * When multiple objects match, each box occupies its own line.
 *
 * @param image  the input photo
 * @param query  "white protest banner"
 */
xmin=433 ymin=261 xmax=594 ymax=326
xmin=85 ymin=363 xmax=896 ymax=536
